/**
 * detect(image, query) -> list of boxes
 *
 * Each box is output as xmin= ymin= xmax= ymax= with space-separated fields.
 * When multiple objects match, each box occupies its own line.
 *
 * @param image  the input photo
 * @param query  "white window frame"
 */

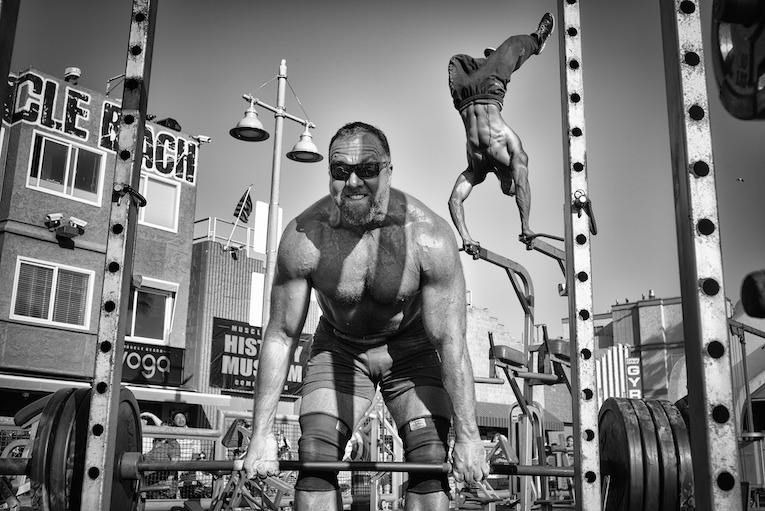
xmin=9 ymin=256 xmax=94 ymax=330
xmin=26 ymin=129 xmax=105 ymax=206
xmin=138 ymin=172 xmax=181 ymax=233
xmin=125 ymin=276 xmax=178 ymax=346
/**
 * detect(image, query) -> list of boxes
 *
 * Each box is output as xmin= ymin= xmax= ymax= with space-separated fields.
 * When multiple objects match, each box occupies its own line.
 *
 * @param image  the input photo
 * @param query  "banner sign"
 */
xmin=625 ymin=357 xmax=642 ymax=399
xmin=122 ymin=342 xmax=185 ymax=386
xmin=210 ymin=317 xmax=311 ymax=397
xmin=9 ymin=69 xmax=197 ymax=184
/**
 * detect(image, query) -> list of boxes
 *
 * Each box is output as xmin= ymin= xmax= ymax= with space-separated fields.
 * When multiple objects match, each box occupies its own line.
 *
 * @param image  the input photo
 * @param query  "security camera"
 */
xmin=192 ymin=135 xmax=212 ymax=144
xmin=69 ymin=216 xmax=88 ymax=229
xmin=46 ymin=213 xmax=64 ymax=223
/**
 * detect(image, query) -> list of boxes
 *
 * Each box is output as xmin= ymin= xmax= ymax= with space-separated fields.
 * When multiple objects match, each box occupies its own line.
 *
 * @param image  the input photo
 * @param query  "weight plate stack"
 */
xmin=599 ymin=397 xmax=695 ymax=511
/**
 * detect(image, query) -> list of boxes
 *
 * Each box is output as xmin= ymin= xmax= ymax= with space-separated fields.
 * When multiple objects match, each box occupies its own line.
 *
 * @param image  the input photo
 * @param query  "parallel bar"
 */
xmin=658 ymin=1 xmax=741 ymax=509
xmin=80 ymin=1 xmax=157 ymax=509
xmin=557 ymin=1 xmax=601 ymax=510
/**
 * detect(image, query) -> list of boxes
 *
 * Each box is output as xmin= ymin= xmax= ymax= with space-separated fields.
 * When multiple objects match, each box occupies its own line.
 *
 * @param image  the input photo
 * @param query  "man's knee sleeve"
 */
xmin=295 ymin=412 xmax=351 ymax=492
xmin=400 ymin=416 xmax=451 ymax=495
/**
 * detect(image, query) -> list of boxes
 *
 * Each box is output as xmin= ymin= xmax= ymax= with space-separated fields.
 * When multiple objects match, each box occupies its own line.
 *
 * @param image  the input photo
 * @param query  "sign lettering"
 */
xmin=210 ymin=317 xmax=310 ymax=396
xmin=10 ymin=70 xmax=197 ymax=184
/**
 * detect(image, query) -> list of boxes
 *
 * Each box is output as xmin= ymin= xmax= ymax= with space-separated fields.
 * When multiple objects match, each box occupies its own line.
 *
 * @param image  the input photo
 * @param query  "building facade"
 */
xmin=0 ymin=67 xmax=222 ymax=425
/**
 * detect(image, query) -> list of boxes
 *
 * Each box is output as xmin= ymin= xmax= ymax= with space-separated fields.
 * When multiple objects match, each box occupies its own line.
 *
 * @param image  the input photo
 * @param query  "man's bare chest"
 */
xmin=312 ymin=232 xmax=420 ymax=305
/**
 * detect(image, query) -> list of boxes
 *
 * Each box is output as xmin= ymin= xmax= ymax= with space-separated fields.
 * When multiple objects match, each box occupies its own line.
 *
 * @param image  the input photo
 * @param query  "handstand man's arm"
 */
xmin=448 ymin=169 xmax=482 ymax=258
xmin=419 ymin=217 xmax=489 ymax=484
xmin=244 ymin=223 xmax=312 ymax=479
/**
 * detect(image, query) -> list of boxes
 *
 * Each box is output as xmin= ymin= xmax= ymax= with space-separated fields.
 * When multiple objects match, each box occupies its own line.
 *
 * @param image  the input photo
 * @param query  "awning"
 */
xmin=475 ymin=402 xmax=511 ymax=429
xmin=542 ymin=408 xmax=565 ymax=432
xmin=476 ymin=401 xmax=567 ymax=431
xmin=0 ymin=374 xmax=231 ymax=407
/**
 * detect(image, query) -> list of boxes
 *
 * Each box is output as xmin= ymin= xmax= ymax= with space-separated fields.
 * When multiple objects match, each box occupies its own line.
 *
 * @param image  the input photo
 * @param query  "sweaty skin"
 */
xmin=449 ymin=101 xmax=533 ymax=257
xmin=244 ymin=130 xmax=488 ymax=511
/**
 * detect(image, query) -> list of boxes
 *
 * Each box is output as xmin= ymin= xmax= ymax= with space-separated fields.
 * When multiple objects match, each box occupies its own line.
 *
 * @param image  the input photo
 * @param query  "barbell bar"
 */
xmin=0 ymin=454 xmax=575 ymax=479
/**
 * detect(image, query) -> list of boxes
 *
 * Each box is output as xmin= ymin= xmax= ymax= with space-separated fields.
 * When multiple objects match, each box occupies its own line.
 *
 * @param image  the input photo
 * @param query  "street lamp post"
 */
xmin=230 ymin=59 xmax=322 ymax=332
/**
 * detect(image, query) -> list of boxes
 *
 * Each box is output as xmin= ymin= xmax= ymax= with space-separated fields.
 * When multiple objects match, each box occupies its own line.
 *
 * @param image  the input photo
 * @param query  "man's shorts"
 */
xmin=448 ymin=34 xmax=537 ymax=112
xmin=300 ymin=317 xmax=445 ymax=402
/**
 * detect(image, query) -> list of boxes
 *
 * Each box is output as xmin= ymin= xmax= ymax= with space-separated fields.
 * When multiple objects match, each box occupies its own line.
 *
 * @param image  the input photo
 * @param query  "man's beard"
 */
xmin=335 ymin=181 xmax=390 ymax=227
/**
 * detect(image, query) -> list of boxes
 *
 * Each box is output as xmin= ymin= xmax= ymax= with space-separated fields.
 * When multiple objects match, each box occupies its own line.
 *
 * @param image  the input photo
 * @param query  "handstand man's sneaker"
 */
xmin=484 ymin=47 xmax=496 ymax=58
xmin=532 ymin=12 xmax=554 ymax=54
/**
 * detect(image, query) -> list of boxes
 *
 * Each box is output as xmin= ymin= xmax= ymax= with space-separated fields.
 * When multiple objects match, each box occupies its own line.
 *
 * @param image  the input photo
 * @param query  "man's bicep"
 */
xmin=267 ymin=227 xmax=314 ymax=339
xmin=420 ymin=246 xmax=467 ymax=344
xmin=268 ymin=269 xmax=311 ymax=339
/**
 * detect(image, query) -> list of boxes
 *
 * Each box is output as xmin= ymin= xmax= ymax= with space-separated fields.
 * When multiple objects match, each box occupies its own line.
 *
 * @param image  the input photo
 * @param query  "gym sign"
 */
xmin=210 ymin=317 xmax=311 ymax=397
xmin=122 ymin=342 xmax=184 ymax=386
xmin=625 ymin=357 xmax=642 ymax=399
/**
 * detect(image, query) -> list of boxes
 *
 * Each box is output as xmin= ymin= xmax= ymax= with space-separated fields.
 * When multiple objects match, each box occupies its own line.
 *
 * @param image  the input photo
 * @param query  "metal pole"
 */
xmin=659 ymin=0 xmax=741 ymax=508
xmin=81 ymin=1 xmax=156 ymax=508
xmin=557 ymin=1 xmax=600 ymax=509
xmin=261 ymin=59 xmax=287 ymax=332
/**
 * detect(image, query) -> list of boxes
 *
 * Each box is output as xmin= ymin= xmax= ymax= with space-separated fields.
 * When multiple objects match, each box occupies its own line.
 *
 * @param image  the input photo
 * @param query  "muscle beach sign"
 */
xmin=8 ymin=69 xmax=197 ymax=184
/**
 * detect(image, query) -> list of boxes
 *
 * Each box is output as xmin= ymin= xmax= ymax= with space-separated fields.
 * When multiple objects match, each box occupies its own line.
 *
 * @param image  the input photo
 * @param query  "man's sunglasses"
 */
xmin=329 ymin=161 xmax=389 ymax=180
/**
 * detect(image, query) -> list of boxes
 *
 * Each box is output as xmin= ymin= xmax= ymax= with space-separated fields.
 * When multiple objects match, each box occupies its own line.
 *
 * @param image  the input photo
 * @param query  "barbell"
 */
xmin=0 ymin=388 xmax=693 ymax=511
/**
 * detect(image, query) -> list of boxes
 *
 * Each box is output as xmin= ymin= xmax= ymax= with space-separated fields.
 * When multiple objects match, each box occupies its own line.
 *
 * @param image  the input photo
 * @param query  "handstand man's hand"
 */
xmin=462 ymin=240 xmax=482 ymax=259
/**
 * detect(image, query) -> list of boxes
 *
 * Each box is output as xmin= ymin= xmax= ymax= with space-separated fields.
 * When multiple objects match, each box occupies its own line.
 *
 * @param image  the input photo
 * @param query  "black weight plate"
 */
xmin=48 ymin=388 xmax=90 ymax=511
xmin=51 ymin=388 xmax=142 ymax=511
xmin=644 ymin=400 xmax=678 ymax=511
xmin=111 ymin=388 xmax=143 ymax=511
xmin=660 ymin=401 xmax=694 ymax=509
xmin=599 ymin=397 xmax=643 ymax=511
xmin=31 ymin=387 xmax=77 ymax=511
xmin=629 ymin=400 xmax=660 ymax=511
xmin=712 ymin=17 xmax=765 ymax=120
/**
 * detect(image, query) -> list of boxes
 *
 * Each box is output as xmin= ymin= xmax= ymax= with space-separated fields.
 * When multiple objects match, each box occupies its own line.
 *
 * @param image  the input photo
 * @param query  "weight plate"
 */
xmin=110 ymin=388 xmax=142 ymax=511
xmin=599 ymin=397 xmax=643 ymax=511
xmin=660 ymin=401 xmax=694 ymax=509
xmin=644 ymin=400 xmax=678 ymax=511
xmin=48 ymin=388 xmax=90 ymax=511
xmin=31 ymin=387 xmax=77 ymax=511
xmin=629 ymin=399 xmax=660 ymax=511
xmin=711 ymin=15 xmax=765 ymax=120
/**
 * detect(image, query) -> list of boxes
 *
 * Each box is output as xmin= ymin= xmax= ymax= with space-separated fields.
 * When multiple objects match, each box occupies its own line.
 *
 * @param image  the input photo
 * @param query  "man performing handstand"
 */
xmin=243 ymin=122 xmax=488 ymax=510
xmin=448 ymin=13 xmax=554 ymax=257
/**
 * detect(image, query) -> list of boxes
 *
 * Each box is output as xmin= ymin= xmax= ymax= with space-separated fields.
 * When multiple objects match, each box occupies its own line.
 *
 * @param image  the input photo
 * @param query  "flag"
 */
xmin=234 ymin=187 xmax=253 ymax=223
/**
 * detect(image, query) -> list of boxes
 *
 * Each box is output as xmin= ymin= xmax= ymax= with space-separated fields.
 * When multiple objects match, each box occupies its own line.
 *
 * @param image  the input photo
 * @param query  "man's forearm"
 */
xmin=251 ymin=336 xmax=293 ymax=435
xmin=448 ymin=199 xmax=474 ymax=245
xmin=440 ymin=340 xmax=481 ymax=440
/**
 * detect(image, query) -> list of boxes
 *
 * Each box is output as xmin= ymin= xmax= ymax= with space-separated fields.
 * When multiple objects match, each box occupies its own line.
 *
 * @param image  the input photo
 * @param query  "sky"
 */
xmin=9 ymin=0 xmax=765 ymax=341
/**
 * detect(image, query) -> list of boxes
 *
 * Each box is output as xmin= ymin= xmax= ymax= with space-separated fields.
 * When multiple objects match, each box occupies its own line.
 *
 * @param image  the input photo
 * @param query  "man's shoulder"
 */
xmin=392 ymin=190 xmax=457 ymax=255
xmin=396 ymin=190 xmax=452 ymax=234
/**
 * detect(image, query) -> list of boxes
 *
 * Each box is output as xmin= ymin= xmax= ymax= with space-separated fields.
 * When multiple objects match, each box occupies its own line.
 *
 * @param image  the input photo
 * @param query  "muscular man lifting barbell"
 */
xmin=242 ymin=121 xmax=489 ymax=510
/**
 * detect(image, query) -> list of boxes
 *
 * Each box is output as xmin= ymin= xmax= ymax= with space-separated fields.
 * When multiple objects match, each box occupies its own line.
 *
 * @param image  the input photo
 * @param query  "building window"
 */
xmin=139 ymin=173 xmax=180 ymax=232
xmin=10 ymin=257 xmax=93 ymax=329
xmin=27 ymin=131 xmax=104 ymax=204
xmin=125 ymin=276 xmax=178 ymax=345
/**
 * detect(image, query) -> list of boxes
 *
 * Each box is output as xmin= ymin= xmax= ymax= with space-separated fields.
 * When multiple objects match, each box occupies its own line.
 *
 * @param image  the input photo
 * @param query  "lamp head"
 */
xmin=230 ymin=101 xmax=269 ymax=142
xmin=286 ymin=126 xmax=324 ymax=163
